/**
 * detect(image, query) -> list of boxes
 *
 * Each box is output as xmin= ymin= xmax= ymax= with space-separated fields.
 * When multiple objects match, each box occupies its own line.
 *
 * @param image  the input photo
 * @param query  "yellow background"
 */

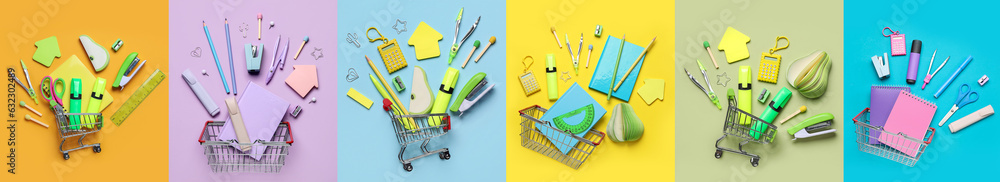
xmin=505 ymin=0 xmax=674 ymax=181
xmin=1 ymin=0 xmax=169 ymax=181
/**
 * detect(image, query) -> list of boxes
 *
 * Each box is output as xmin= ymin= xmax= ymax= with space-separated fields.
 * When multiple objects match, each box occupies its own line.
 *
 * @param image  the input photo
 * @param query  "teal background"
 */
xmin=844 ymin=0 xmax=1000 ymax=181
xmin=336 ymin=0 xmax=506 ymax=181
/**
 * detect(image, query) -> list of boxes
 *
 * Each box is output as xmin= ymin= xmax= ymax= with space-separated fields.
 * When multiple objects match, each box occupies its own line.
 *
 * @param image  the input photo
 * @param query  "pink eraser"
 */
xmin=257 ymin=13 xmax=262 ymax=19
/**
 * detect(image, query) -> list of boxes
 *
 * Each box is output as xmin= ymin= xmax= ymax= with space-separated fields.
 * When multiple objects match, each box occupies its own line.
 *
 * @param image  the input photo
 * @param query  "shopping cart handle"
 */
xmin=924 ymin=127 xmax=934 ymax=144
xmin=443 ymin=116 xmax=452 ymax=131
xmin=593 ymin=131 xmax=606 ymax=146
xmin=198 ymin=120 xmax=212 ymax=143
xmin=382 ymin=99 xmax=392 ymax=111
xmin=852 ymin=108 xmax=870 ymax=123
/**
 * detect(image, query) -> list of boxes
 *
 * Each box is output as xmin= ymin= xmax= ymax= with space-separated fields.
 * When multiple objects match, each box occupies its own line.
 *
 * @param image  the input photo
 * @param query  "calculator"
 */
xmin=377 ymin=39 xmax=407 ymax=73
xmin=758 ymin=53 xmax=781 ymax=83
xmin=890 ymin=33 xmax=906 ymax=56
xmin=519 ymin=71 xmax=540 ymax=96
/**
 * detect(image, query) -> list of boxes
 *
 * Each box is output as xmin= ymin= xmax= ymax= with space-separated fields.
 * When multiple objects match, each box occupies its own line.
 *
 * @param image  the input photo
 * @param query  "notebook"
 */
xmin=879 ymin=90 xmax=936 ymax=157
xmin=538 ymin=83 xmax=607 ymax=154
xmin=219 ymin=82 xmax=290 ymax=160
xmin=869 ymin=86 xmax=909 ymax=144
xmin=587 ymin=36 xmax=646 ymax=102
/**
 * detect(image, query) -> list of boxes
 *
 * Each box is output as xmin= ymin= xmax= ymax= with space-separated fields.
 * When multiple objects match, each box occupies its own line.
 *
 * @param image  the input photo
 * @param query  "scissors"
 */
xmin=938 ymin=84 xmax=978 ymax=126
xmin=40 ymin=76 xmax=66 ymax=111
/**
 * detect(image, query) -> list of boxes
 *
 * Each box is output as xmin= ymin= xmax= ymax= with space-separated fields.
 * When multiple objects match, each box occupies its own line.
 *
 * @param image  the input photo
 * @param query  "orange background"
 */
xmin=1 ymin=0 xmax=169 ymax=181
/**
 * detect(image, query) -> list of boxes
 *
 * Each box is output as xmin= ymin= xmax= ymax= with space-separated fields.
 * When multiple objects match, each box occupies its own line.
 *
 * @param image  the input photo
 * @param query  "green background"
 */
xmin=674 ymin=0 xmax=844 ymax=181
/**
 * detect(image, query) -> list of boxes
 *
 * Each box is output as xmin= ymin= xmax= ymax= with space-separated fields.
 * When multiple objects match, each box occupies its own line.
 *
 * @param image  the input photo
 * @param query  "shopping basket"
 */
xmin=382 ymin=99 xmax=451 ymax=172
xmin=518 ymin=105 xmax=605 ymax=169
xmin=198 ymin=121 xmax=293 ymax=173
xmin=852 ymin=108 xmax=934 ymax=167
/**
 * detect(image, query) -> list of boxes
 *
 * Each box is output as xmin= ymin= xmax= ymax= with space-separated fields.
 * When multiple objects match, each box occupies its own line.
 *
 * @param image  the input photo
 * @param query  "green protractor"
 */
xmin=552 ymin=104 xmax=596 ymax=134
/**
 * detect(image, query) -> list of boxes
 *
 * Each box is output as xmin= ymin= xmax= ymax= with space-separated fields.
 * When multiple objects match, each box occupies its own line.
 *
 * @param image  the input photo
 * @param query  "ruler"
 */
xmin=110 ymin=69 xmax=166 ymax=126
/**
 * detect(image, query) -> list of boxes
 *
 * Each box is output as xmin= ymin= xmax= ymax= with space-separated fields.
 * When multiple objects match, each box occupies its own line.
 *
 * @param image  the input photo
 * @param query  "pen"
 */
xmin=203 ymin=21 xmax=231 ymax=94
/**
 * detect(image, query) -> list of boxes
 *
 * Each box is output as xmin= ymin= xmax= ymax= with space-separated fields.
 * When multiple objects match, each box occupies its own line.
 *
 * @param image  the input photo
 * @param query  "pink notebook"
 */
xmin=879 ymin=90 xmax=936 ymax=157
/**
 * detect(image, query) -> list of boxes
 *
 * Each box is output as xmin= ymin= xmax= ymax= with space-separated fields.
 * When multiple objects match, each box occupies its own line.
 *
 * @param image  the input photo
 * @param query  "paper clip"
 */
xmin=346 ymin=33 xmax=361 ymax=48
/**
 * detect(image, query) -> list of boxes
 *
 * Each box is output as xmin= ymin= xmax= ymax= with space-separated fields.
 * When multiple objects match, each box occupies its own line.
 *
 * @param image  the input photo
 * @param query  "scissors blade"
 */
xmin=938 ymin=105 xmax=960 ymax=126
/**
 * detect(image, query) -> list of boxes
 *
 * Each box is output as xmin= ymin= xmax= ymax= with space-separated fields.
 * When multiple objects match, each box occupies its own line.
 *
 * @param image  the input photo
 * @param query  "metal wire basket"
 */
xmin=518 ymin=105 xmax=605 ymax=169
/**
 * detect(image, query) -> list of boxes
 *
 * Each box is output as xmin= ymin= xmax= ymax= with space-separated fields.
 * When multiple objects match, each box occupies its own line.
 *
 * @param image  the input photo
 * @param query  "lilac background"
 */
xmin=168 ymin=0 xmax=336 ymax=181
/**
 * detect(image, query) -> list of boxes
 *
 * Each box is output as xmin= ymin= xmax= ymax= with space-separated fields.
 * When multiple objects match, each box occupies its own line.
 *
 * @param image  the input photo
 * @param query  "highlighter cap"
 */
xmin=910 ymin=40 xmax=922 ymax=53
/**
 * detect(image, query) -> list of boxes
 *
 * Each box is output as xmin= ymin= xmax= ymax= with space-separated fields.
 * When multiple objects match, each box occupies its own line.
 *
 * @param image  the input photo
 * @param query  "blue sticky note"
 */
xmin=588 ymin=36 xmax=646 ymax=101
xmin=538 ymin=83 xmax=607 ymax=154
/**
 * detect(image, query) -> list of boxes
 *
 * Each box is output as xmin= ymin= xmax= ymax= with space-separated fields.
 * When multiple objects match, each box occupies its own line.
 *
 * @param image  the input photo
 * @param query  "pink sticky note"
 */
xmin=285 ymin=65 xmax=318 ymax=97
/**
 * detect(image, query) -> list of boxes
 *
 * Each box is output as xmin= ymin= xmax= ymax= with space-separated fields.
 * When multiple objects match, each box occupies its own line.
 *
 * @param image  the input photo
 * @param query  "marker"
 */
xmin=203 ymin=21 xmax=230 ymax=94
xmin=294 ymin=36 xmax=309 ymax=60
xmin=934 ymin=56 xmax=972 ymax=98
xmin=906 ymin=40 xmax=921 ymax=84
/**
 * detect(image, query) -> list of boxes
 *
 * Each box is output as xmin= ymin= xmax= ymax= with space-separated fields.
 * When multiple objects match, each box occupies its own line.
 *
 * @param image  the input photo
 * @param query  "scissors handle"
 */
xmin=958 ymin=92 xmax=978 ymax=107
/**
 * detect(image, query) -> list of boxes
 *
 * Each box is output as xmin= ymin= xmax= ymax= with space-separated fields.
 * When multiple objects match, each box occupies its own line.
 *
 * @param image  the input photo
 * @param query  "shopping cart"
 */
xmin=518 ymin=105 xmax=605 ymax=170
xmin=53 ymin=104 xmax=103 ymax=160
xmin=198 ymin=121 xmax=293 ymax=173
xmin=852 ymin=108 xmax=934 ymax=167
xmin=381 ymin=99 xmax=451 ymax=172
xmin=713 ymin=96 xmax=776 ymax=167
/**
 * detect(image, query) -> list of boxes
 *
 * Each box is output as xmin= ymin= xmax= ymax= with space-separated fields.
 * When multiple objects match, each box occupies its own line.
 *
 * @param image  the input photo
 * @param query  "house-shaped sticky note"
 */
xmin=718 ymin=27 xmax=750 ymax=63
xmin=408 ymin=22 xmax=443 ymax=60
xmin=33 ymin=36 xmax=61 ymax=67
xmin=285 ymin=65 xmax=318 ymax=98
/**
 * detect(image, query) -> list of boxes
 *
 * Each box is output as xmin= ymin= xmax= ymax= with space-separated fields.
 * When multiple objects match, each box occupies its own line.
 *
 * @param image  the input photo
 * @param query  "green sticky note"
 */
xmin=32 ymin=36 xmax=61 ymax=67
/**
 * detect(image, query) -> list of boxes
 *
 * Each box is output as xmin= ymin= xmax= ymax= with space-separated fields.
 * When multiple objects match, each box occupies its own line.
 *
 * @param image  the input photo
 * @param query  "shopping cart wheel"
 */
xmin=714 ymin=150 xmax=723 ymax=159
xmin=93 ymin=145 xmax=102 ymax=153
xmin=439 ymin=151 xmax=451 ymax=160
xmin=63 ymin=153 xmax=70 ymax=160
xmin=750 ymin=157 xmax=759 ymax=167
xmin=403 ymin=163 xmax=413 ymax=172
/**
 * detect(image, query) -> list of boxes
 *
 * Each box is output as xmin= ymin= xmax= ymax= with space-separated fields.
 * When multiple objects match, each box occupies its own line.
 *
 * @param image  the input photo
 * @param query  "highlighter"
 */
xmin=752 ymin=87 xmax=791 ymax=140
xmin=906 ymin=40 xmax=921 ymax=84
xmin=738 ymin=66 xmax=752 ymax=125
xmin=546 ymin=54 xmax=558 ymax=100
xmin=84 ymin=78 xmax=106 ymax=128
xmin=69 ymin=78 xmax=82 ymax=130
xmin=430 ymin=67 xmax=460 ymax=126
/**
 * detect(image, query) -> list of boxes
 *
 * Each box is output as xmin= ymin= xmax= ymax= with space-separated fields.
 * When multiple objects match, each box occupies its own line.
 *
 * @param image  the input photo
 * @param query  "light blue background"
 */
xmin=845 ymin=0 xmax=1000 ymax=181
xmin=336 ymin=0 xmax=506 ymax=181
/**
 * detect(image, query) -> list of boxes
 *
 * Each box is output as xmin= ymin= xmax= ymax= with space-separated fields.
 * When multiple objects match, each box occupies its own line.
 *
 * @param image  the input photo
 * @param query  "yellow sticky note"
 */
xmin=407 ymin=22 xmax=443 ymax=60
xmin=718 ymin=27 xmax=750 ymax=63
xmin=347 ymin=88 xmax=373 ymax=109
xmin=637 ymin=79 xmax=665 ymax=105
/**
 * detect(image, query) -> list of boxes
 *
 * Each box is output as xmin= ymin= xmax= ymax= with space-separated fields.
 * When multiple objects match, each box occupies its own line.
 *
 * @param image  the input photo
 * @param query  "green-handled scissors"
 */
xmin=40 ymin=76 xmax=66 ymax=110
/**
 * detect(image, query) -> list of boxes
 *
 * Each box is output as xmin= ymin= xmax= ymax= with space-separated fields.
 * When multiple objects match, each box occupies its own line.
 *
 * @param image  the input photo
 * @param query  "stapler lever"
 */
xmin=787 ymin=113 xmax=836 ymax=140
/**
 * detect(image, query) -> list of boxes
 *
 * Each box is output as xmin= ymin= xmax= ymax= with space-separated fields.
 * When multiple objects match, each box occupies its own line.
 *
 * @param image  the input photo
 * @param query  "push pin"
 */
xmin=202 ymin=69 xmax=208 ymax=75
xmin=310 ymin=97 xmax=317 ymax=103
xmin=269 ymin=21 xmax=275 ymax=29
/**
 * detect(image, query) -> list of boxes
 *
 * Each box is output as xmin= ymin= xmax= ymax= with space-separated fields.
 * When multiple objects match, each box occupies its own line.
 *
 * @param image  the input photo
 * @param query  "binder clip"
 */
xmin=871 ymin=52 xmax=889 ymax=79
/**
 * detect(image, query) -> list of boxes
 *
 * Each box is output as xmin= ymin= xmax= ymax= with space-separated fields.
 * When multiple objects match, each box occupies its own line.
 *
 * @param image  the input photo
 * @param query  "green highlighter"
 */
xmin=752 ymin=87 xmax=791 ymax=139
xmin=738 ymin=66 xmax=753 ymax=125
xmin=69 ymin=78 xmax=82 ymax=130
xmin=84 ymin=78 xmax=106 ymax=129
xmin=546 ymin=54 xmax=558 ymax=100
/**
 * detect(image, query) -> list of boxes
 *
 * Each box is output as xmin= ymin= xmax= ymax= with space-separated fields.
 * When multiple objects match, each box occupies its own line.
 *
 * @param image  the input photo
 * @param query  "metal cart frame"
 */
xmin=198 ymin=121 xmax=294 ymax=173
xmin=381 ymin=99 xmax=451 ymax=172
xmin=518 ymin=105 xmax=605 ymax=170
xmin=53 ymin=104 xmax=103 ymax=160
xmin=714 ymin=97 xmax=777 ymax=167
xmin=852 ymin=108 xmax=934 ymax=167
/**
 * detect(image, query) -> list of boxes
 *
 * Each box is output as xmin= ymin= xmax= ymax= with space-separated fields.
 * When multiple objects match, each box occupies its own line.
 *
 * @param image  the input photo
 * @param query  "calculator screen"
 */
xmin=764 ymin=56 xmax=778 ymax=61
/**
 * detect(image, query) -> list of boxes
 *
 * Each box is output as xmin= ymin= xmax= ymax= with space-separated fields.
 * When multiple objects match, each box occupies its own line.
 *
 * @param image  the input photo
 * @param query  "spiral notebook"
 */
xmin=879 ymin=90 xmax=936 ymax=157
xmin=869 ymin=86 xmax=909 ymax=144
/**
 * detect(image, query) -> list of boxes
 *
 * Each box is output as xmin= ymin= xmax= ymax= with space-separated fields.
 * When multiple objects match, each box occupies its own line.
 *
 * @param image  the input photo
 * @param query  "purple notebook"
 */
xmin=869 ymin=86 xmax=909 ymax=144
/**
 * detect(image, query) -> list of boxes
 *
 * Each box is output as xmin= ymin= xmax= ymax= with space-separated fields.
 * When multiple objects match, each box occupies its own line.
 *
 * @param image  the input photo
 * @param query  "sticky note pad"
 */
xmin=347 ymin=88 xmax=373 ymax=109
xmin=50 ymin=55 xmax=114 ymax=112
xmin=408 ymin=22 xmax=443 ymax=60
xmin=588 ymin=36 xmax=645 ymax=101
xmin=718 ymin=27 xmax=750 ymax=63
xmin=637 ymin=79 xmax=664 ymax=105
xmin=33 ymin=36 xmax=61 ymax=67
xmin=285 ymin=65 xmax=319 ymax=98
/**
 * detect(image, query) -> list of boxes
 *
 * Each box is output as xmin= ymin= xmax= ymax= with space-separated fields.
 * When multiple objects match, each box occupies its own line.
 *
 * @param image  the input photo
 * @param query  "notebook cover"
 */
xmin=219 ymin=82 xmax=290 ymax=160
xmin=879 ymin=90 xmax=936 ymax=157
xmin=869 ymin=86 xmax=909 ymax=144
xmin=587 ymin=36 xmax=646 ymax=102
xmin=538 ymin=83 xmax=607 ymax=154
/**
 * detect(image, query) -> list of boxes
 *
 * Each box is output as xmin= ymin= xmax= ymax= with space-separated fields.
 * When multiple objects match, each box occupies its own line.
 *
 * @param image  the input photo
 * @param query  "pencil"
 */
xmin=609 ymin=34 xmax=625 ymax=100
xmin=613 ymin=36 xmax=655 ymax=91
xmin=366 ymin=55 xmax=417 ymax=129
xmin=225 ymin=19 xmax=237 ymax=94
xmin=203 ymin=21 xmax=230 ymax=94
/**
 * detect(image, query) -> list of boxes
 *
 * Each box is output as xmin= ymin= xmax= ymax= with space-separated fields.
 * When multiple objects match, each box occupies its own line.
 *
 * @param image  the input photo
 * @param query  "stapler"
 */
xmin=451 ymin=73 xmax=494 ymax=116
xmin=113 ymin=52 xmax=146 ymax=90
xmin=245 ymin=43 xmax=264 ymax=74
xmin=79 ymin=35 xmax=110 ymax=72
xmin=786 ymin=113 xmax=836 ymax=140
